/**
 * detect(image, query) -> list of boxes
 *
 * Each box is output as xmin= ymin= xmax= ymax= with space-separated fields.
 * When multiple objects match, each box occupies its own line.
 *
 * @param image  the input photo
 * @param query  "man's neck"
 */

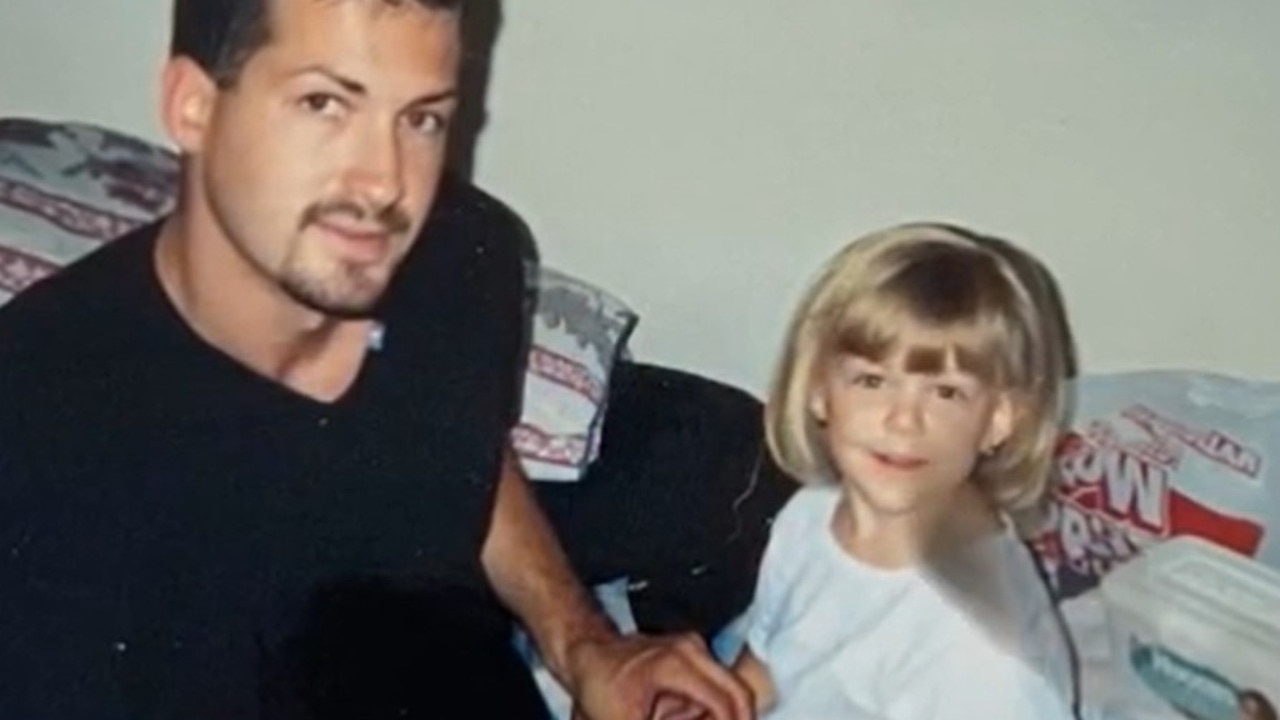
xmin=153 ymin=212 xmax=374 ymax=403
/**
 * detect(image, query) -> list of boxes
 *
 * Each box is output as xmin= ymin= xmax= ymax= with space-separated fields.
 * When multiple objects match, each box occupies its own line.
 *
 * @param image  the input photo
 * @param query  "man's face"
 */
xmin=187 ymin=0 xmax=461 ymax=316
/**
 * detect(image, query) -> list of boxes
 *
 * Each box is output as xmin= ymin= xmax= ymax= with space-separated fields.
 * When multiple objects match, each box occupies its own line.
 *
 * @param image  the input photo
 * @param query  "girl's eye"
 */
xmin=852 ymin=373 xmax=884 ymax=389
xmin=935 ymin=384 xmax=966 ymax=400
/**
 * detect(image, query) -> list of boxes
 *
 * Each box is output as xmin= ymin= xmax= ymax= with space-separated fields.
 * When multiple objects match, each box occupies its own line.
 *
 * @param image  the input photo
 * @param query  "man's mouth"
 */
xmin=314 ymin=220 xmax=395 ymax=263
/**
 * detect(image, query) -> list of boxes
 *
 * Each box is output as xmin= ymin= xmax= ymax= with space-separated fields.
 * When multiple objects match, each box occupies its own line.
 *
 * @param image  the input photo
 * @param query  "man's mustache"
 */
xmin=301 ymin=200 xmax=411 ymax=236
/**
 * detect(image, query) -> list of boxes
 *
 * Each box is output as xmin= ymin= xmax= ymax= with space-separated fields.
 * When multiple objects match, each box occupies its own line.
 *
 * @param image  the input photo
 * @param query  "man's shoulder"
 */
xmin=426 ymin=175 xmax=535 ymax=252
xmin=0 ymin=221 xmax=157 ymax=358
xmin=382 ymin=176 xmax=532 ymax=332
xmin=398 ymin=176 xmax=533 ymax=285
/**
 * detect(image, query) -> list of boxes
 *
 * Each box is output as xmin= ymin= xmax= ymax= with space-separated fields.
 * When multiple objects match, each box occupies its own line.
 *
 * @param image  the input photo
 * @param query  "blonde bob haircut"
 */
xmin=764 ymin=222 xmax=1076 ymax=516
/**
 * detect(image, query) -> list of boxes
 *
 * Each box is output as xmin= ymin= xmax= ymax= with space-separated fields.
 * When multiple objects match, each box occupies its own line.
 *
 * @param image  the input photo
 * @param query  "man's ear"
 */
xmin=160 ymin=56 xmax=218 ymax=155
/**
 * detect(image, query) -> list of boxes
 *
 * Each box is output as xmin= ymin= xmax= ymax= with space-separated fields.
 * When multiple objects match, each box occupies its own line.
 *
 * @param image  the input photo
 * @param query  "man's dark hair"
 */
xmin=170 ymin=0 xmax=466 ymax=87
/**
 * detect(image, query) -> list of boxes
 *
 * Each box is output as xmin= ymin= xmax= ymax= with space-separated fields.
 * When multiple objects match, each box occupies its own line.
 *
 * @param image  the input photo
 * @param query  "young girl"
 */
xmin=734 ymin=222 xmax=1078 ymax=720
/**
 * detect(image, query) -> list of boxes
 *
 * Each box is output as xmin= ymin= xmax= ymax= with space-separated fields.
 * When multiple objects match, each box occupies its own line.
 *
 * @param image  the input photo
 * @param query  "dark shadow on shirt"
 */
xmin=259 ymin=576 xmax=552 ymax=720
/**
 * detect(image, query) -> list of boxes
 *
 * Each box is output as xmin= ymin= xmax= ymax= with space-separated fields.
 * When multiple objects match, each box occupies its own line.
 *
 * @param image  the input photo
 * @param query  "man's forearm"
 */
xmin=481 ymin=446 xmax=619 ymax=691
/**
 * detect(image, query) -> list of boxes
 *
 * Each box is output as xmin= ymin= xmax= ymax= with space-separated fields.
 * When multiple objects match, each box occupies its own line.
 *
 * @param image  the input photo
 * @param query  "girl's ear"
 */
xmin=809 ymin=386 xmax=829 ymax=425
xmin=983 ymin=391 xmax=1016 ymax=452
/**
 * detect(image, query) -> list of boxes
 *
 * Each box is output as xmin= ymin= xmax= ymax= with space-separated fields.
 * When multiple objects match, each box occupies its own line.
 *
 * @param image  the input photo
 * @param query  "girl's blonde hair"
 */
xmin=764 ymin=222 xmax=1076 ymax=517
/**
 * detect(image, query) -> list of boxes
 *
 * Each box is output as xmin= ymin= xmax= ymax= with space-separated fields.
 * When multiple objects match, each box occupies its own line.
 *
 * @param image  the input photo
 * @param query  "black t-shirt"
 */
xmin=0 ymin=179 xmax=530 ymax=718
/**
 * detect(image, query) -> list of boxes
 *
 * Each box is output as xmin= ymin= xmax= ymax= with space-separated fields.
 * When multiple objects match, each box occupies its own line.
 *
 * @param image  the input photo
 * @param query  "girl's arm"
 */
xmin=731 ymin=646 xmax=776 ymax=714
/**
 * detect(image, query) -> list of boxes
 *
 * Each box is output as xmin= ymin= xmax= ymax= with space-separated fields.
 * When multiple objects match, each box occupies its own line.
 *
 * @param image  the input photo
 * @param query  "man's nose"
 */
xmin=345 ymin=127 xmax=406 ymax=213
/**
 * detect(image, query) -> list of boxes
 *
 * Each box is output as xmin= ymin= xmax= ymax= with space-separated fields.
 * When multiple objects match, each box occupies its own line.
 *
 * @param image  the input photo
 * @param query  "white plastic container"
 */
xmin=1099 ymin=535 xmax=1280 ymax=720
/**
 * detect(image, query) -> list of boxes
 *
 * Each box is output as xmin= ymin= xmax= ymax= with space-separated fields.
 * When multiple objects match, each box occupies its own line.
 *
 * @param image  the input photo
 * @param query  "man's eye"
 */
xmin=300 ymin=93 xmax=343 ymax=116
xmin=405 ymin=109 xmax=447 ymax=136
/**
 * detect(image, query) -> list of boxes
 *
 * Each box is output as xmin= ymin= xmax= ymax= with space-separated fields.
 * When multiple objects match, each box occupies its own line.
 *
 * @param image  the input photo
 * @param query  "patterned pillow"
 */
xmin=516 ymin=265 xmax=638 ymax=480
xmin=0 ymin=116 xmax=634 ymax=481
xmin=0 ymin=118 xmax=177 ymax=301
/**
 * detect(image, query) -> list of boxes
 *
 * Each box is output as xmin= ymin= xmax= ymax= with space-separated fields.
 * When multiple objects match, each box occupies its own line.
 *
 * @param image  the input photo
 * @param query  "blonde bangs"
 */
xmin=831 ymin=300 xmax=1013 ymax=385
xmin=824 ymin=237 xmax=1031 ymax=387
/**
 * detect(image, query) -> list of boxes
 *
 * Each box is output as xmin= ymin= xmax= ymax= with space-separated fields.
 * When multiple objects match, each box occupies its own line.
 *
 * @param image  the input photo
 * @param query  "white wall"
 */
xmin=0 ymin=0 xmax=171 ymax=142
xmin=3 ymin=1 xmax=1278 ymax=394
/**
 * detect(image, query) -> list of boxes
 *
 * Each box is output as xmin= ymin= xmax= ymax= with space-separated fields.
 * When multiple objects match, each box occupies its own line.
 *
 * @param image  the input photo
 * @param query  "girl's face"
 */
xmin=809 ymin=327 xmax=1014 ymax=521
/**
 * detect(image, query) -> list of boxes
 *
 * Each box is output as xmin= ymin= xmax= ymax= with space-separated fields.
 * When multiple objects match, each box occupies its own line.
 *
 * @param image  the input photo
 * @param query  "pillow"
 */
xmin=1029 ymin=370 xmax=1280 ymax=604
xmin=0 ymin=116 xmax=635 ymax=482
xmin=0 ymin=118 xmax=177 ymax=303
xmin=515 ymin=265 xmax=638 ymax=481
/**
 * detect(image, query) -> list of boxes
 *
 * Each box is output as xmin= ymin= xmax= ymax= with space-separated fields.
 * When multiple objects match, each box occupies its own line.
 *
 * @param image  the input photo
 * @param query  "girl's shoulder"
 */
xmin=756 ymin=484 xmax=843 ymax=575
xmin=775 ymin=483 xmax=841 ymax=525
xmin=767 ymin=483 xmax=841 ymax=545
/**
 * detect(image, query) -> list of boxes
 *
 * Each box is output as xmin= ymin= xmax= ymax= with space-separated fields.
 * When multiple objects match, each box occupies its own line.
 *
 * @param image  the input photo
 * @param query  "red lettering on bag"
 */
xmin=1124 ymin=404 xmax=1261 ymax=479
xmin=1038 ymin=427 xmax=1266 ymax=595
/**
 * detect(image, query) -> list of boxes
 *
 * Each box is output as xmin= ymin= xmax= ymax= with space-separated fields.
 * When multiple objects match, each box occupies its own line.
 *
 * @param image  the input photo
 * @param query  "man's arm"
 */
xmin=480 ymin=446 xmax=753 ymax=720
xmin=480 ymin=445 xmax=616 ymax=682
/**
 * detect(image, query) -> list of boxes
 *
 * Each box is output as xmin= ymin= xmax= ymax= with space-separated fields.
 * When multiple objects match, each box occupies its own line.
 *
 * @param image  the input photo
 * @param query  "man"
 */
xmin=0 ymin=1 xmax=753 ymax=718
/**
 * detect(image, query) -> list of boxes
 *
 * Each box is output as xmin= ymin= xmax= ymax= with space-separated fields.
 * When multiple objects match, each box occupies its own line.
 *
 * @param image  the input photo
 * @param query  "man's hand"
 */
xmin=566 ymin=632 xmax=754 ymax=720
xmin=478 ymin=449 xmax=753 ymax=719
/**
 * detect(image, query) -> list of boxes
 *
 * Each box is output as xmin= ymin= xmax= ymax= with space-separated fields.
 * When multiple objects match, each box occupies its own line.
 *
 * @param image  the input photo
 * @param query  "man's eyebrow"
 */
xmin=291 ymin=65 xmax=369 ymax=95
xmin=405 ymin=88 xmax=459 ymax=106
xmin=288 ymin=65 xmax=459 ymax=105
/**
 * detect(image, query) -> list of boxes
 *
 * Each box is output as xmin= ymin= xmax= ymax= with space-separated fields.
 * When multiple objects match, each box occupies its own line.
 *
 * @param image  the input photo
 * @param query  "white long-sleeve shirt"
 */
xmin=744 ymin=485 xmax=1078 ymax=720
